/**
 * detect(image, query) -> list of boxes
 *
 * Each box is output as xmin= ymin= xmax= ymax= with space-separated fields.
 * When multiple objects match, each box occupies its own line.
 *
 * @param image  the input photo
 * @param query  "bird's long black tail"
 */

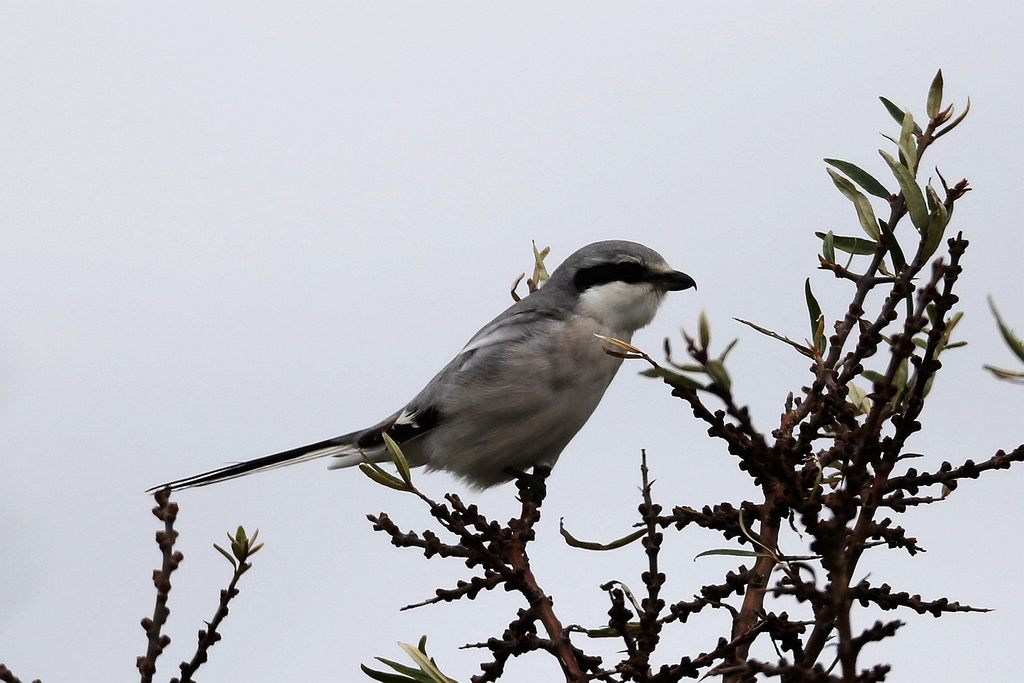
xmin=148 ymin=435 xmax=357 ymax=491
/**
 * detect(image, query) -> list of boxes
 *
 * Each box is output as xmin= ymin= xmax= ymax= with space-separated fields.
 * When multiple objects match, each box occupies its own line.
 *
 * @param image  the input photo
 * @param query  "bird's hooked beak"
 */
xmin=650 ymin=269 xmax=697 ymax=292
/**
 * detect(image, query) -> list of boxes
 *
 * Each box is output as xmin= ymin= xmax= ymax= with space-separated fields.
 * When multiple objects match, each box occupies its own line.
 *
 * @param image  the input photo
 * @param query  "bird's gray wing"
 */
xmin=350 ymin=306 xmax=570 ymax=450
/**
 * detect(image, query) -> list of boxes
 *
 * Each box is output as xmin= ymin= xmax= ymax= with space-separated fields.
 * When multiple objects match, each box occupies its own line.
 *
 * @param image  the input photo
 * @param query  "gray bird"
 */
xmin=154 ymin=241 xmax=695 ymax=491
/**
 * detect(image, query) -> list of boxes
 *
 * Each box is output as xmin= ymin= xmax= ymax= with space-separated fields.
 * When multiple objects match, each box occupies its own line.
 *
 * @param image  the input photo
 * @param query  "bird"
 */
xmin=153 ymin=241 xmax=695 ymax=492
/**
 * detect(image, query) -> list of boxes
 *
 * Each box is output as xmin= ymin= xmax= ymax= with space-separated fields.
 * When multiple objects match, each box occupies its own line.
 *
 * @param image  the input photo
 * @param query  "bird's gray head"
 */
xmin=544 ymin=240 xmax=696 ymax=334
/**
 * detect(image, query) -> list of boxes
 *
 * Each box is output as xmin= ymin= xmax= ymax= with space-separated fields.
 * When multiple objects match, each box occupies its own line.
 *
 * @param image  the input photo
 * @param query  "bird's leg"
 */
xmin=504 ymin=465 xmax=548 ymax=504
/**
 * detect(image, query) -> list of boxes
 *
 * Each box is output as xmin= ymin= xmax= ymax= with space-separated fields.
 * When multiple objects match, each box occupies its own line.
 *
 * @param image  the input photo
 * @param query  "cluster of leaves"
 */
xmin=356 ymin=71 xmax=1024 ymax=683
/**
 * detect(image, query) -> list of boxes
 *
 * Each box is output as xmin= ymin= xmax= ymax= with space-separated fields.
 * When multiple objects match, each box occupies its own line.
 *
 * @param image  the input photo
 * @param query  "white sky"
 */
xmin=3 ymin=3 xmax=1023 ymax=681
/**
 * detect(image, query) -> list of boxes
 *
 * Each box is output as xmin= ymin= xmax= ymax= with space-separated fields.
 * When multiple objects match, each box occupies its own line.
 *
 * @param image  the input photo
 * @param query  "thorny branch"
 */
xmin=369 ymin=467 xmax=601 ymax=683
xmin=137 ymin=487 xmax=182 ymax=683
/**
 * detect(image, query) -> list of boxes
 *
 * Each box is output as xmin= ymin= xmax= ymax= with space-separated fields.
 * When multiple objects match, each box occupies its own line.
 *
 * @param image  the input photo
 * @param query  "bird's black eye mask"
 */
xmin=573 ymin=260 xmax=648 ymax=291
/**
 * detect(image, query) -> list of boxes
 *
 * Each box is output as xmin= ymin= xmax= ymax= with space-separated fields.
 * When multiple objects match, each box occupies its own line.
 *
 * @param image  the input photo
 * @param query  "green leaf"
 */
xmin=920 ymin=184 xmax=950 ymax=261
xmin=734 ymin=318 xmax=815 ymax=359
xmin=984 ymin=365 xmax=1024 ymax=384
xmin=399 ymin=642 xmax=458 ymax=683
xmin=824 ymin=159 xmax=890 ymax=199
xmin=359 ymin=461 xmax=411 ymax=491
xmin=815 ymin=232 xmax=876 ymax=256
xmin=898 ymin=109 xmax=918 ymax=172
xmin=936 ymin=97 xmax=971 ymax=138
xmin=822 ymin=230 xmax=836 ymax=264
xmin=361 ymin=663 xmax=419 ymax=683
xmin=694 ymin=548 xmax=768 ymax=560
xmin=639 ymin=366 xmax=704 ymax=391
xmin=560 ymin=518 xmax=646 ymax=551
xmin=213 ymin=543 xmax=237 ymax=569
xmin=698 ymin=310 xmax=711 ymax=349
xmin=879 ymin=150 xmax=929 ymax=231
xmin=861 ymin=370 xmax=886 ymax=384
xmin=927 ymin=69 xmax=944 ymax=119
xmin=231 ymin=526 xmax=249 ymax=561
xmin=382 ymin=432 xmax=413 ymax=487
xmin=804 ymin=278 xmax=823 ymax=339
xmin=877 ymin=221 xmax=906 ymax=273
xmin=717 ymin=338 xmax=739 ymax=363
xmin=936 ymin=166 xmax=950 ymax=194
xmin=989 ymin=296 xmax=1024 ymax=363
xmin=892 ymin=357 xmax=909 ymax=406
xmin=378 ymin=657 xmax=429 ymax=678
xmin=364 ymin=655 xmax=437 ymax=683
xmin=827 ymin=168 xmax=880 ymax=240
xmin=704 ymin=359 xmax=732 ymax=391
xmin=576 ymin=625 xmax=636 ymax=639
xmin=880 ymin=97 xmax=922 ymax=134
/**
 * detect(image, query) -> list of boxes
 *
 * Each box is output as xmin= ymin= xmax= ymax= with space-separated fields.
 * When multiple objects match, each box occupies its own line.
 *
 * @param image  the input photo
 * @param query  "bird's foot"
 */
xmin=504 ymin=466 xmax=549 ymax=504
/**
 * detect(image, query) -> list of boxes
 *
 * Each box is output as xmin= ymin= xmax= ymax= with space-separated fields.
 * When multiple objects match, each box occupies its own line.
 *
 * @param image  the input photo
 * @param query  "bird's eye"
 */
xmin=573 ymin=261 xmax=647 ymax=291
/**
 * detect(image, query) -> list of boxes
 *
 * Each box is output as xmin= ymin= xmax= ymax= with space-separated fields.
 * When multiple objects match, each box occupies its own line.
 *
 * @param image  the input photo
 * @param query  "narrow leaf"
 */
xmin=879 ymin=150 xmax=929 ymax=231
xmin=704 ymin=359 xmax=732 ymax=391
xmin=984 ymin=365 xmax=1024 ymax=384
xmin=213 ymin=544 xmax=237 ymax=569
xmin=694 ymin=548 xmax=768 ymax=560
xmin=361 ymin=663 xmax=418 ymax=683
xmin=359 ymin=462 xmax=411 ymax=491
xmin=577 ymin=626 xmax=636 ymax=639
xmin=804 ymin=278 xmax=823 ymax=339
xmin=892 ymin=357 xmax=909 ymax=406
xmin=824 ymin=159 xmax=890 ymax=198
xmin=936 ymin=166 xmax=950 ymax=194
xmin=822 ymin=230 xmax=836 ymax=264
xmin=382 ymin=432 xmax=413 ymax=487
xmin=921 ymin=184 xmax=950 ymax=261
xmin=861 ymin=370 xmax=886 ymax=384
xmin=880 ymin=97 xmax=922 ymax=134
xmin=734 ymin=318 xmax=815 ymax=358
xmin=639 ymin=366 xmax=704 ymax=391
xmin=814 ymin=314 xmax=826 ymax=355
xmin=368 ymin=657 xmax=431 ymax=682
xmin=560 ymin=518 xmax=646 ymax=551
xmin=877 ymin=221 xmax=905 ymax=273
xmin=815 ymin=231 xmax=877 ymax=255
xmin=927 ymin=69 xmax=944 ymax=119
xmin=717 ymin=337 xmax=739 ymax=362
xmin=698 ymin=310 xmax=711 ymax=349
xmin=989 ymin=296 xmax=1024 ymax=363
xmin=399 ymin=642 xmax=458 ymax=683
xmin=827 ymin=168 xmax=880 ymax=239
xmin=935 ymin=97 xmax=971 ymax=139
xmin=898 ymin=109 xmax=918 ymax=172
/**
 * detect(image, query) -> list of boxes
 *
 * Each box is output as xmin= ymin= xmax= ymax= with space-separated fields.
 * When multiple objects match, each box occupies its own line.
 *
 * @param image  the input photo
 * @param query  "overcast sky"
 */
xmin=3 ymin=3 xmax=1024 ymax=681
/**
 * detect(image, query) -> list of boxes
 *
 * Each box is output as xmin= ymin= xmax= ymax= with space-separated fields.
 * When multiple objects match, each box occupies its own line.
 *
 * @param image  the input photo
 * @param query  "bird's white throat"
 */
xmin=578 ymin=281 xmax=665 ymax=334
